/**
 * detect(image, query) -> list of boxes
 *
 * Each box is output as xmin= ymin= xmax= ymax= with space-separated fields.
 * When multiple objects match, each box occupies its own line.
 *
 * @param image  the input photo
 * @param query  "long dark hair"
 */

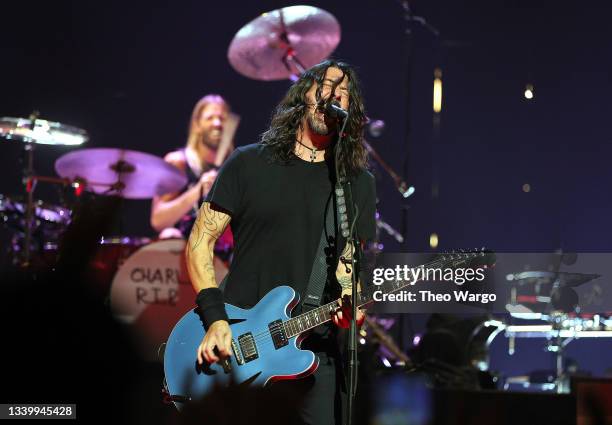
xmin=260 ymin=60 xmax=368 ymax=178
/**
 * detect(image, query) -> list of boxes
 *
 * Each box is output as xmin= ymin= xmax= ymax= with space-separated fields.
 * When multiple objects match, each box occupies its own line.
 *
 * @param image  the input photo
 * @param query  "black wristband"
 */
xmin=195 ymin=288 xmax=229 ymax=329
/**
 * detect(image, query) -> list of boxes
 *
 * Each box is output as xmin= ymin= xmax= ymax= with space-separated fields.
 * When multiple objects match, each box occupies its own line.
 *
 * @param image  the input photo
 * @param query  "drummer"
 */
xmin=150 ymin=94 xmax=235 ymax=256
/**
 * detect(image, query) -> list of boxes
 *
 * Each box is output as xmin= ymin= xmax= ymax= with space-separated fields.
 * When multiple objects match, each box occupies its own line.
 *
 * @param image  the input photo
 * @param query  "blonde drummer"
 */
xmin=150 ymin=94 xmax=237 ymax=245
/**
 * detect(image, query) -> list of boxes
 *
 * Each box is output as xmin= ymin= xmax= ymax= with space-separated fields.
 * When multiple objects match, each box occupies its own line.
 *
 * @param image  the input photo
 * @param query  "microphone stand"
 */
xmin=332 ymin=112 xmax=360 ymax=425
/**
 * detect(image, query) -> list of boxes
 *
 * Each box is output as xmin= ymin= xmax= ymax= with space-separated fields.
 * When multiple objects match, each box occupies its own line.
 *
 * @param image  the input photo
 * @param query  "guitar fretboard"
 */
xmin=282 ymin=253 xmax=482 ymax=338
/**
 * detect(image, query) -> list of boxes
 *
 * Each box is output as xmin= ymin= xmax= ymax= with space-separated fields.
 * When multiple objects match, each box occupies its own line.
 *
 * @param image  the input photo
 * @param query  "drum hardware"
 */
xmin=507 ymin=270 xmax=601 ymax=289
xmin=55 ymin=148 xmax=188 ymax=199
xmin=0 ymin=116 xmax=89 ymax=146
xmin=53 ymin=147 xmax=189 ymax=246
xmin=362 ymin=315 xmax=413 ymax=369
xmin=375 ymin=211 xmax=404 ymax=245
xmin=364 ymin=139 xmax=414 ymax=199
xmin=503 ymin=268 xmax=609 ymax=392
xmin=501 ymin=315 xmax=612 ymax=393
xmin=361 ymin=138 xmax=410 ymax=254
xmin=1 ymin=113 xmax=89 ymax=267
xmin=227 ymin=5 xmax=340 ymax=81
xmin=1 ymin=178 xmax=87 ymax=267
xmin=0 ymin=194 xmax=72 ymax=267
xmin=22 ymin=113 xmax=37 ymax=268
xmin=2 ymin=116 xmax=188 ymax=270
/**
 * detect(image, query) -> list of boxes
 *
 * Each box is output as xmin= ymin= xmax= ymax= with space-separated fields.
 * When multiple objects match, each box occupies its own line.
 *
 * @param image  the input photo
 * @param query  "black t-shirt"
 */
xmin=205 ymin=143 xmax=376 ymax=309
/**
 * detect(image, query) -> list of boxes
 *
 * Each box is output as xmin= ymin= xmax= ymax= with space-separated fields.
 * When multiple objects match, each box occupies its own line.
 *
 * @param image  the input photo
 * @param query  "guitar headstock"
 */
xmin=440 ymin=248 xmax=496 ymax=269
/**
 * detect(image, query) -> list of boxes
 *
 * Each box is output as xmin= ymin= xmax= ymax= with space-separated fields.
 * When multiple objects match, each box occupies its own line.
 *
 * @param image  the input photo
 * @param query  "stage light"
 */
xmin=433 ymin=68 xmax=442 ymax=113
xmin=429 ymin=233 xmax=439 ymax=249
xmin=524 ymin=84 xmax=534 ymax=99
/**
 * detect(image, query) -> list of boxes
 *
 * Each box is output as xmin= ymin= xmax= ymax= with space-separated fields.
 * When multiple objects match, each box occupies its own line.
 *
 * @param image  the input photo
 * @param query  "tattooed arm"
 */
xmin=335 ymin=241 xmax=355 ymax=289
xmin=186 ymin=201 xmax=231 ymax=293
xmin=333 ymin=241 xmax=366 ymax=328
xmin=187 ymin=202 xmax=233 ymax=365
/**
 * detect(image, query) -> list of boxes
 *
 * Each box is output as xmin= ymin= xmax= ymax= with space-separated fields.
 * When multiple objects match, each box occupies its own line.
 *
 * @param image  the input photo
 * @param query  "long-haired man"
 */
xmin=187 ymin=60 xmax=376 ymax=425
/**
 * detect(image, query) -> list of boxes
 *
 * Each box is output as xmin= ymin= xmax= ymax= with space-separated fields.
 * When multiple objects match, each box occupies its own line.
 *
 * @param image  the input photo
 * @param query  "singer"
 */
xmin=186 ymin=60 xmax=376 ymax=425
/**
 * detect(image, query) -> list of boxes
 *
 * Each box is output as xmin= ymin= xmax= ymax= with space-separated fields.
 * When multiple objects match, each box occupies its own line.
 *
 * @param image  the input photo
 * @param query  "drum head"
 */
xmin=109 ymin=238 xmax=228 ymax=361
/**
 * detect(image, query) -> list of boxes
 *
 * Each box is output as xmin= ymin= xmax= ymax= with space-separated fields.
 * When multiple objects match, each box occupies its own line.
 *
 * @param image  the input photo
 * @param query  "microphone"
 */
xmin=325 ymin=101 xmax=348 ymax=119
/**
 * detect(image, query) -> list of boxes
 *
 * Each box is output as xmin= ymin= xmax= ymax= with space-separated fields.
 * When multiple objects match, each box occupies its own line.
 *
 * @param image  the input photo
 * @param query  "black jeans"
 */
xmin=274 ymin=325 xmax=347 ymax=425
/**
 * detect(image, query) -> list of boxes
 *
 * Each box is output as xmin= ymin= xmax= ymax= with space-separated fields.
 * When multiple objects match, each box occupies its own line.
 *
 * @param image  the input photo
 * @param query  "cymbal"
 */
xmin=0 ymin=117 xmax=88 ymax=146
xmin=55 ymin=148 xmax=187 ymax=199
xmin=228 ymin=5 xmax=341 ymax=81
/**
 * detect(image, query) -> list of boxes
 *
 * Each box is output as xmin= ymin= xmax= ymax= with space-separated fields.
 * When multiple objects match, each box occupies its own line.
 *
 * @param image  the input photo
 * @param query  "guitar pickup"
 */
xmin=238 ymin=332 xmax=258 ymax=363
xmin=231 ymin=339 xmax=244 ymax=366
xmin=268 ymin=319 xmax=288 ymax=349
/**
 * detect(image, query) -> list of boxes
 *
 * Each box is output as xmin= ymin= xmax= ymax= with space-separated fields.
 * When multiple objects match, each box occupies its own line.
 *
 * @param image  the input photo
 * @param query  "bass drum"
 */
xmin=88 ymin=236 xmax=151 ymax=300
xmin=109 ymin=238 xmax=228 ymax=362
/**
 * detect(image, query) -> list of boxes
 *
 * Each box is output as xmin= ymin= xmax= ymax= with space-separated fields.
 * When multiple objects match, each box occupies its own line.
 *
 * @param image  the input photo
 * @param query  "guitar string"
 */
xmin=232 ymin=301 xmax=341 ymax=349
xmin=226 ymin=255 xmax=474 ymax=346
xmin=221 ymin=255 xmax=485 ymax=357
xmin=245 ymin=256 xmax=466 ymax=348
xmin=236 ymin=255 xmax=474 ymax=346
xmin=246 ymin=257 xmax=452 ymax=348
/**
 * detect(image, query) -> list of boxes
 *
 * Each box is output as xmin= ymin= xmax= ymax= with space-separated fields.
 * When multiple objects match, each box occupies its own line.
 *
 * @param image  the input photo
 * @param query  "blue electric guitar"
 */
xmin=163 ymin=250 xmax=489 ymax=409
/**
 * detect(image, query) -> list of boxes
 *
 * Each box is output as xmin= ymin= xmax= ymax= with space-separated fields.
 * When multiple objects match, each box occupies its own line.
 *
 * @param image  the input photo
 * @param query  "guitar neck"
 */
xmin=282 ymin=255 xmax=464 ymax=339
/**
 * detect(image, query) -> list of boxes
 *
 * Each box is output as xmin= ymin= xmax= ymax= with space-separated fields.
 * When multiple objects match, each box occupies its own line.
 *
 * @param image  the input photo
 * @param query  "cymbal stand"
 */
xmin=546 ymin=312 xmax=575 ymax=393
xmin=364 ymin=139 xmax=414 ymax=199
xmin=277 ymin=9 xmax=306 ymax=81
xmin=21 ymin=111 xmax=39 ymax=268
xmin=376 ymin=211 xmax=404 ymax=243
xmin=102 ymin=156 xmax=133 ymax=236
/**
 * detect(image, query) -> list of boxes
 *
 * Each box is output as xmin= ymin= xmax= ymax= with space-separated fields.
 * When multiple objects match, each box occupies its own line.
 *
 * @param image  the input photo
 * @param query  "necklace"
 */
xmin=296 ymin=140 xmax=319 ymax=162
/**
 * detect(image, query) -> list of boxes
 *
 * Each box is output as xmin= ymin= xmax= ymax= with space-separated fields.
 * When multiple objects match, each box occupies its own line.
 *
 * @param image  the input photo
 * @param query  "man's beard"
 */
xmin=200 ymin=132 xmax=221 ymax=150
xmin=306 ymin=110 xmax=335 ymax=136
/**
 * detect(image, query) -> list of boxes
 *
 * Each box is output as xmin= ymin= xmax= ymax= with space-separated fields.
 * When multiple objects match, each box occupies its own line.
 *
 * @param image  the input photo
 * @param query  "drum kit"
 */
xmin=484 ymin=269 xmax=612 ymax=393
xmin=0 ymin=113 xmax=207 ymax=360
xmin=0 ymin=118 xmax=188 ymax=262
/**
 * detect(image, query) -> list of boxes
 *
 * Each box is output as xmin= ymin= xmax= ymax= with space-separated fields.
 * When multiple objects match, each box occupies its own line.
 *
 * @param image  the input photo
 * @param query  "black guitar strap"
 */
xmin=302 ymin=182 xmax=351 ymax=312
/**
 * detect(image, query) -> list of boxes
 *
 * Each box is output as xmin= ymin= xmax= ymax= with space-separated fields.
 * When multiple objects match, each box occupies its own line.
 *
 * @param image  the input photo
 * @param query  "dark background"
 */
xmin=2 ymin=0 xmax=611 ymax=386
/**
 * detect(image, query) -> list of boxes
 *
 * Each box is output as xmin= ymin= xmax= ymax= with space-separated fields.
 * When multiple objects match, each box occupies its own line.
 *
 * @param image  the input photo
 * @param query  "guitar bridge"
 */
xmin=238 ymin=332 xmax=258 ymax=363
xmin=268 ymin=319 xmax=288 ymax=349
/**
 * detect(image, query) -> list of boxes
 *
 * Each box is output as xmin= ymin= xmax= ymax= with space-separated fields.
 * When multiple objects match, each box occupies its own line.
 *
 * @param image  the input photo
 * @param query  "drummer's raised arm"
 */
xmin=150 ymin=151 xmax=202 ymax=232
